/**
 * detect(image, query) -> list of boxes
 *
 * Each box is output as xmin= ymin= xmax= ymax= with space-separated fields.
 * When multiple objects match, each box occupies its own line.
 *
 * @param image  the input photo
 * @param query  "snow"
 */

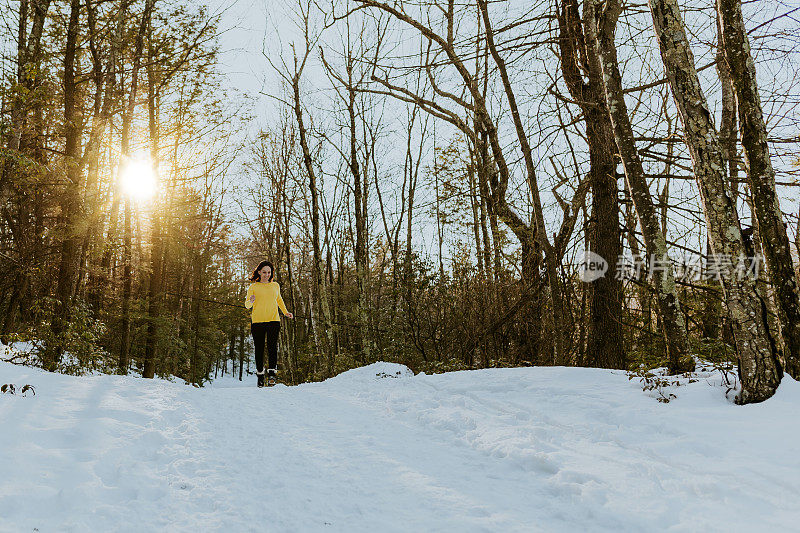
xmin=1 ymin=361 xmax=799 ymax=532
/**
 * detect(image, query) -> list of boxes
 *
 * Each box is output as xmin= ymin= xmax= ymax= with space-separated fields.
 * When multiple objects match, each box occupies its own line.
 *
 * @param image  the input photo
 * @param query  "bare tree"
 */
xmin=586 ymin=0 xmax=693 ymax=373
xmin=647 ymin=0 xmax=783 ymax=402
xmin=716 ymin=0 xmax=800 ymax=380
xmin=268 ymin=1 xmax=337 ymax=373
xmin=356 ymin=0 xmax=572 ymax=363
xmin=556 ymin=0 xmax=625 ymax=369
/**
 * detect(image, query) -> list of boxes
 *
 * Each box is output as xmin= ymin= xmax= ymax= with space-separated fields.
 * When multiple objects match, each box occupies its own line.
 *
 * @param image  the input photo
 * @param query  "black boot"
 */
xmin=267 ymin=369 xmax=276 ymax=387
xmin=257 ymin=372 xmax=265 ymax=388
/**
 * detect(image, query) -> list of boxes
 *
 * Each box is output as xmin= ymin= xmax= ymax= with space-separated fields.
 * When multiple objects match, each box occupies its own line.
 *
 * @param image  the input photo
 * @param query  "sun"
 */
xmin=121 ymin=159 xmax=157 ymax=200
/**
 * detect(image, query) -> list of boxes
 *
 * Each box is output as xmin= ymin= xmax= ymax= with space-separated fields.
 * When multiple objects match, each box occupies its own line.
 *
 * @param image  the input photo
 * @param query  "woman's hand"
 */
xmin=248 ymin=295 xmax=256 ymax=304
xmin=286 ymin=312 xmax=294 ymax=319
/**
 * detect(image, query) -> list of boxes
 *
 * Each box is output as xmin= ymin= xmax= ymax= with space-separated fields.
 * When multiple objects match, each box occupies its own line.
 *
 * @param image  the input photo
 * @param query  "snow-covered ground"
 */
xmin=1 ymin=361 xmax=798 ymax=532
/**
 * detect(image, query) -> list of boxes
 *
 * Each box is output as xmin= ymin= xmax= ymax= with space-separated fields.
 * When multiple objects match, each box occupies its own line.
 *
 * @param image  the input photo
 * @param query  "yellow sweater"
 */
xmin=245 ymin=281 xmax=289 ymax=323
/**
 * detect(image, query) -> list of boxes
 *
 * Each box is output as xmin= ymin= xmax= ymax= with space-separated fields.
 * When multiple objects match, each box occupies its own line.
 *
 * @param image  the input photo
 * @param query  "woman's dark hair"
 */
xmin=250 ymin=260 xmax=275 ymax=282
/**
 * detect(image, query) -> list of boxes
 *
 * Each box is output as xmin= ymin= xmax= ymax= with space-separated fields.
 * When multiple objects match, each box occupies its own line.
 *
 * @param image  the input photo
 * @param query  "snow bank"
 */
xmin=0 ymin=340 xmax=35 ymax=361
xmin=323 ymin=361 xmax=414 ymax=384
xmin=1 ymin=361 xmax=798 ymax=532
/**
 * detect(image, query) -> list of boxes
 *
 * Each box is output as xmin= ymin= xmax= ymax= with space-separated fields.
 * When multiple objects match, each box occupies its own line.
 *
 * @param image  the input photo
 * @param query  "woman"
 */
xmin=245 ymin=260 xmax=293 ymax=387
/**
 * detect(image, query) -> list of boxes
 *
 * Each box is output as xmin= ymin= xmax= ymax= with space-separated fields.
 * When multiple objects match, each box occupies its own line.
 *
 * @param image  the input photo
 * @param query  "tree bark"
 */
xmin=345 ymin=72 xmax=370 ymax=364
xmin=587 ymin=0 xmax=693 ymax=373
xmin=717 ymin=0 xmax=800 ymax=380
xmin=3 ymin=0 xmax=51 ymax=162
xmin=143 ymin=21 xmax=162 ymax=379
xmin=49 ymin=0 xmax=84 ymax=371
xmin=77 ymin=0 xmax=114 ymax=302
xmin=648 ymin=0 xmax=782 ymax=402
xmin=291 ymin=49 xmax=335 ymax=374
xmin=557 ymin=0 xmax=625 ymax=369
xmin=119 ymin=198 xmax=133 ymax=374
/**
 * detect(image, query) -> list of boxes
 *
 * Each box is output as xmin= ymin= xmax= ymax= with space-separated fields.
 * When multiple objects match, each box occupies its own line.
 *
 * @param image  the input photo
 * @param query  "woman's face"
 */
xmin=259 ymin=265 xmax=272 ymax=281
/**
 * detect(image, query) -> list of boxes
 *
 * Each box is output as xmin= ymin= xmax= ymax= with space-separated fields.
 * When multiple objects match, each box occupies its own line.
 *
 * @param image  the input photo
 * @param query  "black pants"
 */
xmin=251 ymin=321 xmax=280 ymax=374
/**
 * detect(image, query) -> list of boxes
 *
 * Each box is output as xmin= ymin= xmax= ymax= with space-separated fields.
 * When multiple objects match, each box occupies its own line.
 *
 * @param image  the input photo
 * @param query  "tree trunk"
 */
xmin=648 ymin=0 xmax=782 ymax=402
xmin=346 ymin=82 xmax=370 ymax=364
xmin=587 ymin=0 xmax=693 ymax=373
xmin=119 ymin=199 xmax=132 ymax=374
xmin=238 ymin=324 xmax=245 ymax=381
xmin=468 ymin=159 xmax=484 ymax=278
xmin=291 ymin=54 xmax=335 ymax=374
xmin=476 ymin=132 xmax=501 ymax=280
xmin=557 ymin=0 xmax=625 ymax=369
xmin=3 ymin=0 xmax=51 ymax=162
xmin=479 ymin=0 xmax=566 ymax=364
xmin=90 ymin=0 xmax=128 ymax=311
xmin=189 ymin=262 xmax=202 ymax=385
xmin=282 ymin=178 xmax=298 ymax=384
xmin=117 ymin=0 xmax=155 ymax=375
xmin=49 ymin=0 xmax=84 ymax=371
xmin=143 ymin=19 xmax=162 ymax=379
xmin=717 ymin=0 xmax=800 ymax=380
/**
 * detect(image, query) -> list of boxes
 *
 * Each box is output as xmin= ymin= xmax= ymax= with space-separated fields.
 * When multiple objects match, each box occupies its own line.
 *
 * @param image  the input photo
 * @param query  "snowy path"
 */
xmin=1 ymin=362 xmax=799 ymax=532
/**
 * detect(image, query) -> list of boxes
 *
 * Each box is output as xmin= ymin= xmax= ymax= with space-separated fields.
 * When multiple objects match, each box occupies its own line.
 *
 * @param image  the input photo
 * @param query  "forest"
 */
xmin=1 ymin=0 xmax=799 ymax=404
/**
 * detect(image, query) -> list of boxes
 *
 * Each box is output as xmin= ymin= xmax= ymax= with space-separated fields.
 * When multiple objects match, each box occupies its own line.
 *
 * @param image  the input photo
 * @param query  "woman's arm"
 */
xmin=276 ymin=287 xmax=293 ymax=318
xmin=244 ymin=284 xmax=255 ymax=309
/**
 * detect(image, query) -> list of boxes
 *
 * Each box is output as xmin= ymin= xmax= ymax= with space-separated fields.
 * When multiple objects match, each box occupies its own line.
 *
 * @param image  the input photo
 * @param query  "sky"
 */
xmin=208 ymin=0 xmax=270 ymax=108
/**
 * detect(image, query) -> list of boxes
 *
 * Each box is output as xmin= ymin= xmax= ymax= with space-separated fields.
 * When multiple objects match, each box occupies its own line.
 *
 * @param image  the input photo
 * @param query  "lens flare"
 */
xmin=121 ymin=160 xmax=156 ymax=200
